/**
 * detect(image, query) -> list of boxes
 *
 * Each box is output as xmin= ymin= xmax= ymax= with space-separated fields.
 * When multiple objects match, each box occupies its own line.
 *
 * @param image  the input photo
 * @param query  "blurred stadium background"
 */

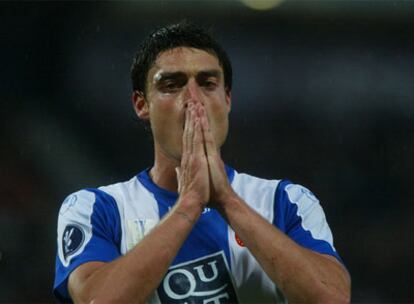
xmin=1 ymin=0 xmax=413 ymax=302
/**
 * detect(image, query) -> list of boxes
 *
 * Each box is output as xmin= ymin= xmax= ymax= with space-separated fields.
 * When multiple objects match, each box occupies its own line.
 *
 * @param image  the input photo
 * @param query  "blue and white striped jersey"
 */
xmin=54 ymin=166 xmax=342 ymax=303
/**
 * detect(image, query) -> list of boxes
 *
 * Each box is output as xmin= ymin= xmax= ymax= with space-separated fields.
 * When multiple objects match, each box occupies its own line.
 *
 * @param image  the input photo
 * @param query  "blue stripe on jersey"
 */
xmin=273 ymin=179 xmax=292 ymax=232
xmin=137 ymin=166 xmax=235 ymax=268
xmin=273 ymin=180 xmax=344 ymax=264
xmin=87 ymin=188 xmax=122 ymax=254
xmin=53 ymin=189 xmax=122 ymax=301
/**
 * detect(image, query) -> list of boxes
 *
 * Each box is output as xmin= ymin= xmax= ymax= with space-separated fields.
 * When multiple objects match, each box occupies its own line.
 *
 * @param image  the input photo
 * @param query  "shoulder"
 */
xmin=230 ymin=169 xmax=319 ymax=210
xmin=231 ymin=170 xmax=282 ymax=195
xmin=58 ymin=176 xmax=140 ymax=217
xmin=98 ymin=175 xmax=140 ymax=200
xmin=230 ymin=170 xmax=282 ymax=220
xmin=274 ymin=181 xmax=336 ymax=248
xmin=58 ymin=189 xmax=113 ymax=220
xmin=275 ymin=181 xmax=323 ymax=217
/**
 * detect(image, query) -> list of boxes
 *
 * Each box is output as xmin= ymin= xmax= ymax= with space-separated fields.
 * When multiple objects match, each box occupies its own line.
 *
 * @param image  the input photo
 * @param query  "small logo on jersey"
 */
xmin=126 ymin=219 xmax=158 ymax=251
xmin=235 ymin=234 xmax=245 ymax=247
xmin=301 ymin=187 xmax=318 ymax=203
xmin=60 ymin=194 xmax=78 ymax=215
xmin=62 ymin=225 xmax=84 ymax=261
xmin=202 ymin=207 xmax=211 ymax=214
xmin=158 ymin=252 xmax=238 ymax=303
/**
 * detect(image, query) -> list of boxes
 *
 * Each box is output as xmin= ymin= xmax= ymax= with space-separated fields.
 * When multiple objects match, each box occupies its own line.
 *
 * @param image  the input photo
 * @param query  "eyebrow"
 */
xmin=154 ymin=69 xmax=222 ymax=83
xmin=196 ymin=70 xmax=222 ymax=79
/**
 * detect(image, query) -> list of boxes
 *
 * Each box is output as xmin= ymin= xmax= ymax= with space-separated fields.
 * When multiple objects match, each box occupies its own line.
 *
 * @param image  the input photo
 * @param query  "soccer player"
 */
xmin=54 ymin=21 xmax=351 ymax=303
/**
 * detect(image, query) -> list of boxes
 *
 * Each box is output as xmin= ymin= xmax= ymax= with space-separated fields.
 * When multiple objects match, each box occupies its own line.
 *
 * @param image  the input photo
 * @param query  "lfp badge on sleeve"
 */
xmin=157 ymin=251 xmax=239 ymax=303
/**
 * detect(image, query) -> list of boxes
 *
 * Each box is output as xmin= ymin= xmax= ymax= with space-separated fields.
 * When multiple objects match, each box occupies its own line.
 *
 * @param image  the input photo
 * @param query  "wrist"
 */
xmin=214 ymin=189 xmax=242 ymax=217
xmin=174 ymin=194 xmax=204 ymax=223
xmin=214 ymin=187 xmax=238 ymax=209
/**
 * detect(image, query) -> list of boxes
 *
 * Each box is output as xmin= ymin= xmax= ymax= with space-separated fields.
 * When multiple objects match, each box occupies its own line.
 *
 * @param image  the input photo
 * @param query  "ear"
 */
xmin=132 ymin=91 xmax=150 ymax=120
xmin=225 ymin=88 xmax=232 ymax=113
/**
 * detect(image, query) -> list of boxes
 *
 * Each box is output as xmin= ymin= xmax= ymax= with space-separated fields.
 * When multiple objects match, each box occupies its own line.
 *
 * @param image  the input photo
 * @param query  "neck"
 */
xmin=149 ymin=143 xmax=223 ymax=193
xmin=149 ymin=146 xmax=180 ymax=193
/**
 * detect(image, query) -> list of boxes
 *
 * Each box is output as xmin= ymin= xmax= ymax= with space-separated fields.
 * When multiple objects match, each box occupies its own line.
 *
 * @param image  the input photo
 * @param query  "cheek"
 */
xmin=209 ymin=104 xmax=229 ymax=136
xmin=209 ymin=97 xmax=230 ymax=120
xmin=149 ymin=101 xmax=183 ymax=137
xmin=209 ymin=97 xmax=230 ymax=141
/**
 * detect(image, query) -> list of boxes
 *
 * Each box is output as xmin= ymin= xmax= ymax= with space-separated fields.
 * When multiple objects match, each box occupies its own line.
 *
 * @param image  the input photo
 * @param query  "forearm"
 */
xmin=70 ymin=197 xmax=202 ymax=303
xmin=220 ymin=194 xmax=350 ymax=303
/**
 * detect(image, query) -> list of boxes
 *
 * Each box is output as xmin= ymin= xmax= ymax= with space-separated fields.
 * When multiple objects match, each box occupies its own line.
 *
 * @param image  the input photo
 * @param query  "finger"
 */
xmin=182 ymin=107 xmax=190 ymax=157
xmin=181 ymin=107 xmax=191 ymax=169
xmin=200 ymin=107 xmax=217 ymax=157
xmin=186 ymin=104 xmax=194 ymax=155
xmin=188 ymin=105 xmax=196 ymax=154
xmin=175 ymin=167 xmax=181 ymax=193
xmin=193 ymin=117 xmax=204 ymax=156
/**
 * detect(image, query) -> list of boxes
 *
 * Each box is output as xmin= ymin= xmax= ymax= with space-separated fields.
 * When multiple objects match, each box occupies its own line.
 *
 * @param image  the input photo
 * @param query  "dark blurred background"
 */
xmin=1 ymin=0 xmax=413 ymax=302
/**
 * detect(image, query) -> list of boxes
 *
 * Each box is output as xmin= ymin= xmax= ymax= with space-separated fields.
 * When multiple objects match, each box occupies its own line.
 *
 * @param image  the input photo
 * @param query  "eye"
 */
xmin=166 ymin=82 xmax=176 ymax=89
xmin=161 ymin=81 xmax=179 ymax=93
xmin=203 ymin=79 xmax=218 ymax=90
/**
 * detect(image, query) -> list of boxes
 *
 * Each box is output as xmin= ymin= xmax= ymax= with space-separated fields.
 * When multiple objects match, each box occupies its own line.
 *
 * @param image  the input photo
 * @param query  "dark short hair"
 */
xmin=131 ymin=21 xmax=232 ymax=95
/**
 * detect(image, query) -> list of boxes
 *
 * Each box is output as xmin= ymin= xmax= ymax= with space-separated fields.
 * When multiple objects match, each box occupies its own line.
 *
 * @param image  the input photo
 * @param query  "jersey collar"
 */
xmin=137 ymin=165 xmax=235 ymax=198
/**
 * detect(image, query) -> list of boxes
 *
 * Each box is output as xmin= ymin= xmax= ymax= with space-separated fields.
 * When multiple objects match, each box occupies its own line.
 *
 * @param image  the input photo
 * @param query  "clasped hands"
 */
xmin=175 ymin=102 xmax=235 ymax=212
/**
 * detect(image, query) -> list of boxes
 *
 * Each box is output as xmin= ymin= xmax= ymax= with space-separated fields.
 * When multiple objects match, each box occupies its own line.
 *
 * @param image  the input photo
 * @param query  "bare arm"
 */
xmin=68 ymin=104 xmax=210 ymax=303
xmin=219 ymin=194 xmax=351 ymax=303
xmin=197 ymin=104 xmax=351 ymax=303
xmin=68 ymin=199 xmax=201 ymax=303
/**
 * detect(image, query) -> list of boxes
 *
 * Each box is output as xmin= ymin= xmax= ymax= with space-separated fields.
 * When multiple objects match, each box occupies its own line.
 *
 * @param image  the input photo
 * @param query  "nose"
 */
xmin=184 ymin=78 xmax=203 ymax=107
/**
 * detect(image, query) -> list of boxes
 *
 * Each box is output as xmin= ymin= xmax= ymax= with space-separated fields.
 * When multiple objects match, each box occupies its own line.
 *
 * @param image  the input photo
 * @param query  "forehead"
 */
xmin=148 ymin=47 xmax=222 ymax=80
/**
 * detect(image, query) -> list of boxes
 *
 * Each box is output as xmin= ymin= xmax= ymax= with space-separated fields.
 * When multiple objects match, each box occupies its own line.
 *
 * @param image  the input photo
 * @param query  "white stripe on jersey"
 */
xmin=230 ymin=172 xmax=284 ymax=303
xmin=99 ymin=177 xmax=160 ymax=255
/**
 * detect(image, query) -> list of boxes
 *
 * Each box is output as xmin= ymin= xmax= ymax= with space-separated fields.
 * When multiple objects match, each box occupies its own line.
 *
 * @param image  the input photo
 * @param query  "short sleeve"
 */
xmin=273 ymin=180 xmax=343 ymax=264
xmin=53 ymin=189 xmax=122 ymax=302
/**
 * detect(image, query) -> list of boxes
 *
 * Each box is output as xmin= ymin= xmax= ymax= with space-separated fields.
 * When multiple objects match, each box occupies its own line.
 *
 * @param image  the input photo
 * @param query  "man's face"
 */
xmin=141 ymin=47 xmax=231 ymax=161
